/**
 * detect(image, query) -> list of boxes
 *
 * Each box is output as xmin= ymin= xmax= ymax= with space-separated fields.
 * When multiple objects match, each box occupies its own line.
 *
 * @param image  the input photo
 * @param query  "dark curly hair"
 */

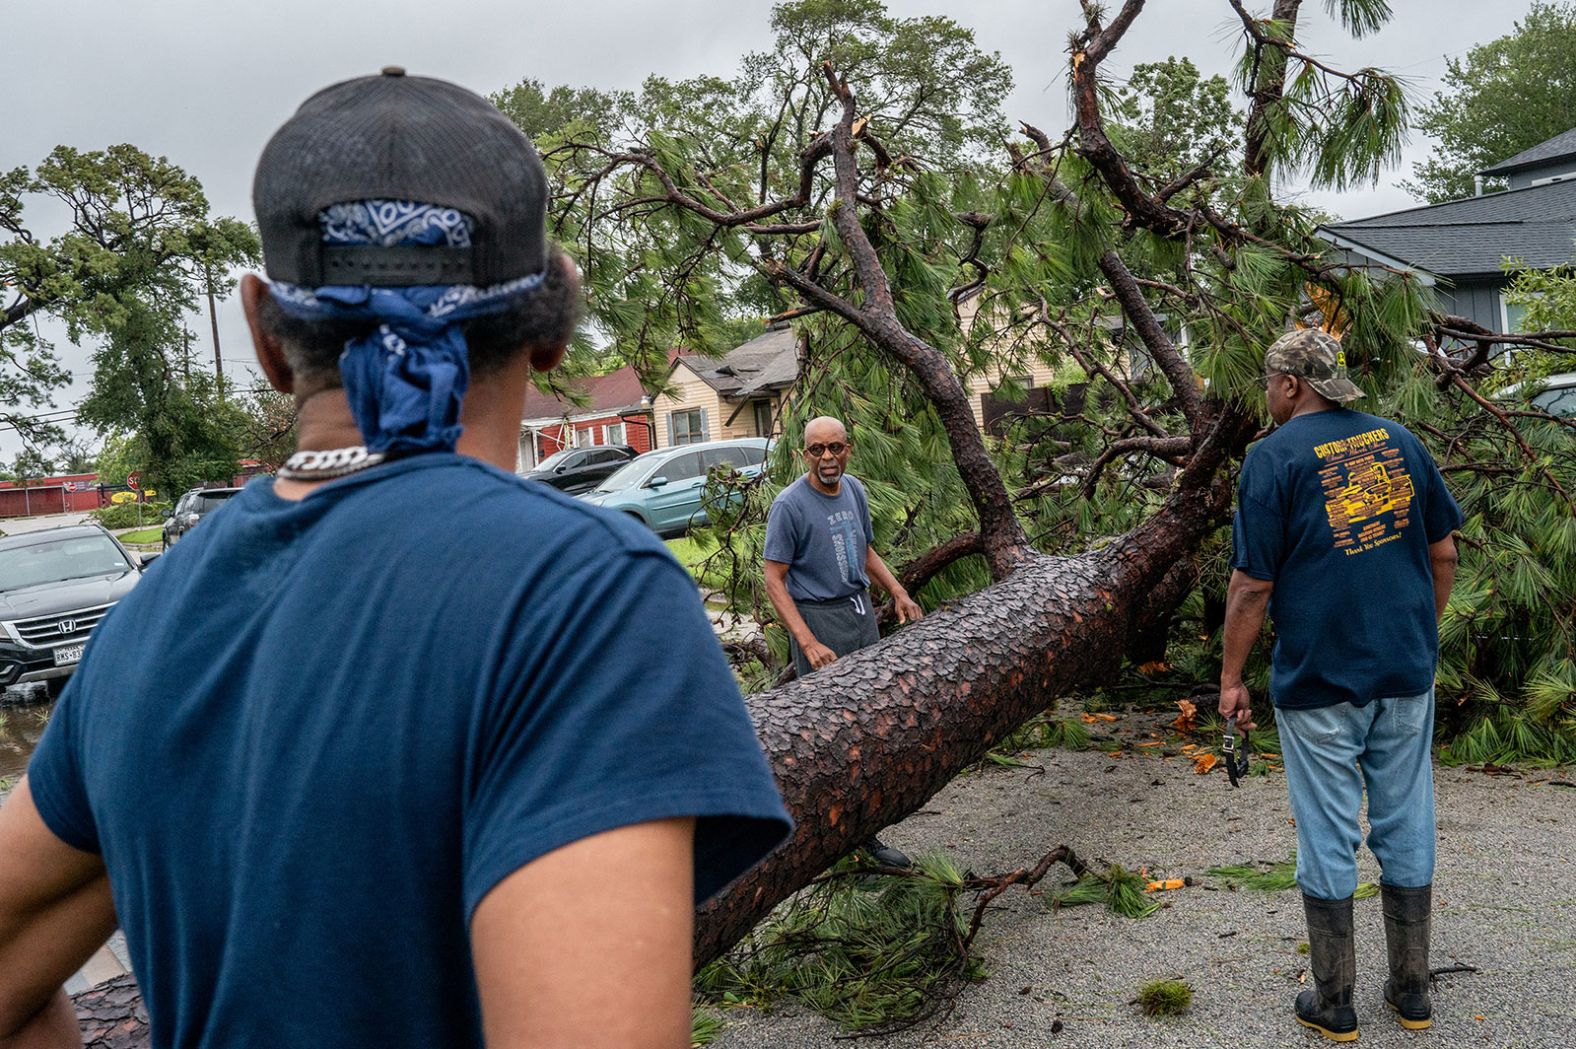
xmin=256 ymin=248 xmax=581 ymax=391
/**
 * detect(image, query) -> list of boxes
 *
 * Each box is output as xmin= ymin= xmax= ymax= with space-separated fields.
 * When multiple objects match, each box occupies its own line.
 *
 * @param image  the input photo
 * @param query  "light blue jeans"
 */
xmin=1276 ymin=690 xmax=1436 ymax=900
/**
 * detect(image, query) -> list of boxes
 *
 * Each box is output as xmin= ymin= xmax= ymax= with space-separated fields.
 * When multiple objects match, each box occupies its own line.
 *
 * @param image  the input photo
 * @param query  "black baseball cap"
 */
xmin=253 ymin=67 xmax=548 ymax=287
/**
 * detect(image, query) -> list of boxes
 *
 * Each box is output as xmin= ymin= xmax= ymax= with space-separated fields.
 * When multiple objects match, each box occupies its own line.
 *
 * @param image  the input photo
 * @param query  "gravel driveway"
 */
xmin=711 ymin=711 xmax=1576 ymax=1049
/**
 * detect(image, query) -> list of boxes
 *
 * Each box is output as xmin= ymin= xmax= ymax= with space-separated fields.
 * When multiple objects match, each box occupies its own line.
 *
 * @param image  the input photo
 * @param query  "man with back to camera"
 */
xmin=1218 ymin=328 xmax=1460 ymax=1042
xmin=763 ymin=415 xmax=922 ymax=868
xmin=0 ymin=69 xmax=790 ymax=1049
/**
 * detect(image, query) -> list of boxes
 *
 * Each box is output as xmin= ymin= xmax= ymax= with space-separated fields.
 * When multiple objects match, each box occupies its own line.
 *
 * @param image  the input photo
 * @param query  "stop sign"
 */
xmin=126 ymin=471 xmax=141 ymax=491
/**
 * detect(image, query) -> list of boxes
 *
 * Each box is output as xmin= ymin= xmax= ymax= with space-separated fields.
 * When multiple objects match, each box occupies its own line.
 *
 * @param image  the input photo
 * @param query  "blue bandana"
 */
xmin=270 ymin=201 xmax=545 ymax=455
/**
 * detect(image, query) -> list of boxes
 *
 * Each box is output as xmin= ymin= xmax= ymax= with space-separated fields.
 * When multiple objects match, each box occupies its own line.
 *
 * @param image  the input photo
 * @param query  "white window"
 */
xmin=752 ymin=399 xmax=774 ymax=437
xmin=572 ymin=426 xmax=596 ymax=448
xmin=603 ymin=422 xmax=627 ymax=445
xmin=670 ymin=408 xmax=706 ymax=446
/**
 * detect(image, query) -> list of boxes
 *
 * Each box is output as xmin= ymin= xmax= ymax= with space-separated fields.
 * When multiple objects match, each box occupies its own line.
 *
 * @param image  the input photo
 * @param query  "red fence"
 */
xmin=0 ymin=466 xmax=263 ymax=521
xmin=0 ymin=475 xmax=111 ymax=518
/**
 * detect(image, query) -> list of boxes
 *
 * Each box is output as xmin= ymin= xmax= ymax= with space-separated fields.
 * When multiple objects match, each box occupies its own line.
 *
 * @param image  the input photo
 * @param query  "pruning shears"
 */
xmin=1222 ymin=715 xmax=1252 ymax=788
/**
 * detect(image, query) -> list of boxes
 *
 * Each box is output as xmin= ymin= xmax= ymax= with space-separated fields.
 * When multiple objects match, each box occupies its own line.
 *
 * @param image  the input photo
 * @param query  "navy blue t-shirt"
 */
xmin=1231 ymin=409 xmax=1462 ymax=709
xmin=27 ymin=455 xmax=790 ymax=1049
xmin=763 ymin=475 xmax=874 ymax=602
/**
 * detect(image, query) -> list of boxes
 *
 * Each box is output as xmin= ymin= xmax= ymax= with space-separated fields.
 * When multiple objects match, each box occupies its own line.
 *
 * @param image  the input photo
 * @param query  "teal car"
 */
xmin=577 ymin=437 xmax=770 ymax=537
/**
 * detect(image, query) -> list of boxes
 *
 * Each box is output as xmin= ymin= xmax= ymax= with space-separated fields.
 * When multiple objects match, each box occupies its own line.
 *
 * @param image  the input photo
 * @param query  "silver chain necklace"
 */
xmin=277 ymin=445 xmax=386 ymax=481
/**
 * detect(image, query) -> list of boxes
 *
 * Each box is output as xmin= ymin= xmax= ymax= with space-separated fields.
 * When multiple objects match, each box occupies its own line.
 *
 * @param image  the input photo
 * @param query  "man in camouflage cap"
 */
xmin=1263 ymin=328 xmax=1364 ymax=403
xmin=1218 ymin=327 xmax=1462 ymax=1041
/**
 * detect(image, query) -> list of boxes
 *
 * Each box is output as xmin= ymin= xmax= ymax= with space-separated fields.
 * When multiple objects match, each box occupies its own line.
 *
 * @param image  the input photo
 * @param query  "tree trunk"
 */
xmin=692 ymin=477 xmax=1229 ymax=962
xmin=71 ymin=476 xmax=1230 ymax=1042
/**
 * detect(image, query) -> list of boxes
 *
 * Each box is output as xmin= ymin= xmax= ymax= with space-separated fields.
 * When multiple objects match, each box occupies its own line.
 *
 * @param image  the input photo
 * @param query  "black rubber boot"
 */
xmin=863 ymin=836 xmax=912 ymax=868
xmin=1382 ymin=883 xmax=1433 ymax=1030
xmin=1296 ymin=893 xmax=1360 ymax=1042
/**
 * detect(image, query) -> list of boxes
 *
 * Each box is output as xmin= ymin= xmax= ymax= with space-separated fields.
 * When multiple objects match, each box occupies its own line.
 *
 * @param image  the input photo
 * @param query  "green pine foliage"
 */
xmin=503 ymin=0 xmax=1573 ymax=765
xmin=694 ymin=855 xmax=983 ymax=1033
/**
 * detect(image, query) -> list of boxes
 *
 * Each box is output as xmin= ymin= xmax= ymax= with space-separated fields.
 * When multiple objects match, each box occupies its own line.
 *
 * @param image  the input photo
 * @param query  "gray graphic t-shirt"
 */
xmin=764 ymin=474 xmax=875 ymax=602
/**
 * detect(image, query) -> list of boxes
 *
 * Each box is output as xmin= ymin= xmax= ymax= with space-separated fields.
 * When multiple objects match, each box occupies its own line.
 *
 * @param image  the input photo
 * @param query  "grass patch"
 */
xmin=117 ymin=527 xmax=163 ymax=545
xmin=1136 ymin=978 xmax=1193 ymax=1016
xmin=666 ymin=536 xmax=712 ymax=574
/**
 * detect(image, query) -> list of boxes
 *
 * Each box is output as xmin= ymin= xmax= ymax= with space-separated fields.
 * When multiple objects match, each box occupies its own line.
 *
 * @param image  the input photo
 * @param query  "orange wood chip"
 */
xmin=1192 ymin=752 xmax=1219 ymax=774
xmin=1173 ymin=699 xmax=1198 ymax=734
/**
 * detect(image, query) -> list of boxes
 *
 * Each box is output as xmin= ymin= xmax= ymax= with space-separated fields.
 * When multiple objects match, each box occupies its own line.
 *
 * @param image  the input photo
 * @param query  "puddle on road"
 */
xmin=0 ymin=699 xmax=54 ymax=786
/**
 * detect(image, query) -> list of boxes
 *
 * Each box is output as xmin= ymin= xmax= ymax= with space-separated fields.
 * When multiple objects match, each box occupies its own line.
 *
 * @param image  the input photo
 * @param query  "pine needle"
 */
xmin=1207 ymin=855 xmax=1299 ymax=892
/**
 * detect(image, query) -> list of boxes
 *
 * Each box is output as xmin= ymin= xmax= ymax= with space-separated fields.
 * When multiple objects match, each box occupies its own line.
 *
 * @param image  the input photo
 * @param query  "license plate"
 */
xmin=53 ymin=644 xmax=85 ymax=667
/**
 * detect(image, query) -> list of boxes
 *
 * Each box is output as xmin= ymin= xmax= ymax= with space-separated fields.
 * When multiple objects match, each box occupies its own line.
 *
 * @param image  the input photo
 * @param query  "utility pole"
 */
xmin=207 ymin=269 xmax=224 ymax=392
xmin=182 ymin=326 xmax=192 ymax=385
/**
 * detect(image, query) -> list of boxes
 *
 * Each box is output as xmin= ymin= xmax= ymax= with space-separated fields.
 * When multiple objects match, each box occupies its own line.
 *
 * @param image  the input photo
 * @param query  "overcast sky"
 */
xmin=1 ymin=0 xmax=1541 ymax=460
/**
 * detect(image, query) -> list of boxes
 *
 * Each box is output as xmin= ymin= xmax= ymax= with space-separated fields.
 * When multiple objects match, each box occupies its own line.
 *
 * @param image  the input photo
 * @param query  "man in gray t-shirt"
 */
xmin=764 ymin=416 xmax=922 ymax=672
xmin=764 ymin=415 xmax=923 ymax=867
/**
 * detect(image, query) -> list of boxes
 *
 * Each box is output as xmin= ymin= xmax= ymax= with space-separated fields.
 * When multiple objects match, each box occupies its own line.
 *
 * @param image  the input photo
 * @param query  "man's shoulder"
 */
xmin=769 ymin=475 xmax=810 ymax=511
xmin=440 ymin=459 xmax=674 ymax=558
xmin=298 ymin=458 xmax=675 ymax=585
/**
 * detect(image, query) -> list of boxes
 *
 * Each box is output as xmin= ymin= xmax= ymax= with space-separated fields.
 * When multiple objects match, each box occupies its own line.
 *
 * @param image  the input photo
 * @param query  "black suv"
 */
xmin=0 ymin=524 xmax=153 ymax=694
xmin=163 ymin=486 xmax=244 ymax=549
xmin=519 ymin=445 xmax=637 ymax=495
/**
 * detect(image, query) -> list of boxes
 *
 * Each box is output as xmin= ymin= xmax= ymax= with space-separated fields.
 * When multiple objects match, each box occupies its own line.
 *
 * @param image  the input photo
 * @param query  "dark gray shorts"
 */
xmin=790 ymin=591 xmax=880 ymax=677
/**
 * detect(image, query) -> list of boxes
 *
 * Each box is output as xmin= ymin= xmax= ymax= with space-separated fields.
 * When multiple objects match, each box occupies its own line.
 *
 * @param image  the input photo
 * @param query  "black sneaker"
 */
xmin=864 ymin=837 xmax=912 ymax=868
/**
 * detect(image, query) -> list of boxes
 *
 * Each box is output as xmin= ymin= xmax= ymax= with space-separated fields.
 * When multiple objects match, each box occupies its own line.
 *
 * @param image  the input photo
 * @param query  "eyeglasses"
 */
xmin=804 ymin=442 xmax=848 ymax=458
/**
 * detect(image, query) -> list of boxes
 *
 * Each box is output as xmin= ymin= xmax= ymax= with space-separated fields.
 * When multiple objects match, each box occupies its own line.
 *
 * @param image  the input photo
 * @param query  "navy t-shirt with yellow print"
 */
xmin=1231 ymin=408 xmax=1463 ymax=709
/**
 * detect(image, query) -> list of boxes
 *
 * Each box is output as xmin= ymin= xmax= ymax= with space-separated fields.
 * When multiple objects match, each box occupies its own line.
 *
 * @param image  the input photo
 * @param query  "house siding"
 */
xmin=1436 ymin=279 xmax=1505 ymax=334
xmin=652 ymin=363 xmax=725 ymax=447
xmin=718 ymin=395 xmax=787 ymax=440
xmin=518 ymin=411 xmax=653 ymax=470
xmin=964 ymin=358 xmax=1063 ymax=431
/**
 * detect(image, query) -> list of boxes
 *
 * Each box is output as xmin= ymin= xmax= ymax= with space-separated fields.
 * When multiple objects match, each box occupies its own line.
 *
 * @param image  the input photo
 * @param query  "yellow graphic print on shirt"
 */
xmin=1314 ymin=426 xmax=1415 ymax=555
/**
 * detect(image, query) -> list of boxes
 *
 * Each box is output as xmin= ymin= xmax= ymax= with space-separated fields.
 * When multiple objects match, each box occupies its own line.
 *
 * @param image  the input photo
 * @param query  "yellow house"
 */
xmin=649 ymin=300 xmax=1144 ymax=445
xmin=650 ymin=326 xmax=798 ymax=448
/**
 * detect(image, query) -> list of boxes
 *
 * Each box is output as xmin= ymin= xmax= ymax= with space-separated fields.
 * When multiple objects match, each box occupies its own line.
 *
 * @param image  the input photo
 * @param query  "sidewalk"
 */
xmin=711 ymin=712 xmax=1576 ymax=1049
xmin=0 ymin=511 xmax=92 ymax=535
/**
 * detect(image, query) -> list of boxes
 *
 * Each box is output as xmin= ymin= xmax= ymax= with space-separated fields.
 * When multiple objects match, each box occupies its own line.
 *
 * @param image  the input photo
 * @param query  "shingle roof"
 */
xmin=1317 ymin=178 xmax=1576 ymax=276
xmin=521 ymin=365 xmax=648 ymax=421
xmin=1479 ymin=127 xmax=1576 ymax=177
xmin=676 ymin=325 xmax=799 ymax=397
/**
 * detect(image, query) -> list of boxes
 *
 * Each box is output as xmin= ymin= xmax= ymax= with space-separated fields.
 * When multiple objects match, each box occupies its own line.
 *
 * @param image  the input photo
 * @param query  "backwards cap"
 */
xmin=253 ymin=67 xmax=547 ymax=287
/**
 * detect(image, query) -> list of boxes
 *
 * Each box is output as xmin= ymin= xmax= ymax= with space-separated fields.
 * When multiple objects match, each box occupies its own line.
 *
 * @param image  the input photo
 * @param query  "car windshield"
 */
xmin=0 ymin=534 xmax=130 ymax=592
xmin=1532 ymin=383 xmax=1576 ymax=417
xmin=593 ymin=454 xmax=660 ymax=493
xmin=534 ymin=450 xmax=577 ymax=471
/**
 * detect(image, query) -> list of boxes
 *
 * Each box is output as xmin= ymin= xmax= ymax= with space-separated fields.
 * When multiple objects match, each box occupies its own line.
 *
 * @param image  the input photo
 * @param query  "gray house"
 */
xmin=1317 ymin=128 xmax=1576 ymax=334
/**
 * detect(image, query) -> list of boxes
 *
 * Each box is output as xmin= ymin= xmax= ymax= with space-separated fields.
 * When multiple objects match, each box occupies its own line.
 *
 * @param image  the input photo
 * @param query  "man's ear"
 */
xmin=241 ymin=274 xmax=294 ymax=395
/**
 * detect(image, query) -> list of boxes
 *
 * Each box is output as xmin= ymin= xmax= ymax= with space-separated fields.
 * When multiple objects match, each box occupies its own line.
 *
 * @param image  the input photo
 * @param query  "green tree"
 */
xmin=239 ymin=383 xmax=298 ymax=472
xmin=1404 ymin=1 xmax=1576 ymax=202
xmin=94 ymin=432 xmax=142 ymax=488
xmin=77 ymin=295 xmax=250 ymax=495
xmin=1 ymin=144 xmax=259 ymax=474
xmin=1108 ymin=57 xmax=1244 ymax=193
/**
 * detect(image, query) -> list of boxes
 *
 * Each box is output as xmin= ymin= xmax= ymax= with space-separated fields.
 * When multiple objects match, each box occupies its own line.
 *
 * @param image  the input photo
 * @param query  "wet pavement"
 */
xmin=0 ymin=695 xmax=53 ymax=785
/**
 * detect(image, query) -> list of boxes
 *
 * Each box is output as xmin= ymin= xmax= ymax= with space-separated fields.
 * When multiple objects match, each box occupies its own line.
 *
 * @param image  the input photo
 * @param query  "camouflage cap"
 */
xmin=1263 ymin=328 xmax=1363 ymax=403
